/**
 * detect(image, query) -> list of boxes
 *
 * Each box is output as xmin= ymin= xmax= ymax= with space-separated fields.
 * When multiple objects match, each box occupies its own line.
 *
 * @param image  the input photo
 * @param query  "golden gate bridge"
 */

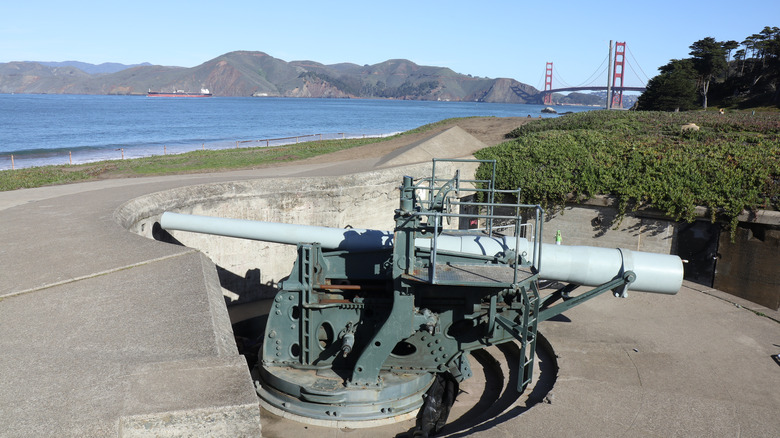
xmin=539 ymin=41 xmax=650 ymax=109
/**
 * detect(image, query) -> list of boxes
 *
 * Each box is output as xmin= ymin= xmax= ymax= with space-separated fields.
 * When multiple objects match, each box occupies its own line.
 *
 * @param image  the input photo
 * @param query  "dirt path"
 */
xmin=288 ymin=117 xmax=532 ymax=166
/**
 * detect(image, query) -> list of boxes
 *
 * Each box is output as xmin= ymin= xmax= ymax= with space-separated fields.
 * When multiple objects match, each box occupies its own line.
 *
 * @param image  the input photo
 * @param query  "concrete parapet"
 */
xmin=715 ymin=224 xmax=780 ymax=310
xmin=116 ymin=161 xmax=478 ymax=303
xmin=541 ymin=203 xmax=677 ymax=254
xmin=119 ymin=356 xmax=260 ymax=437
xmin=0 ymin=227 xmax=261 ymax=436
xmin=541 ymin=196 xmax=779 ymax=310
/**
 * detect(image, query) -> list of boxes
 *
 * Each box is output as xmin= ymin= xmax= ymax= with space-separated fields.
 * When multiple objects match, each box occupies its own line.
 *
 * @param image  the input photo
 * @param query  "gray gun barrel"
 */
xmin=160 ymin=212 xmax=683 ymax=295
xmin=160 ymin=212 xmax=394 ymax=251
xmin=426 ymin=234 xmax=682 ymax=294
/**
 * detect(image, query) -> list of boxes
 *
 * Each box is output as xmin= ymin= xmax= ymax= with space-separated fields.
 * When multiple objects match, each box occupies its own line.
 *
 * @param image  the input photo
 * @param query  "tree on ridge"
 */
xmin=689 ymin=37 xmax=727 ymax=110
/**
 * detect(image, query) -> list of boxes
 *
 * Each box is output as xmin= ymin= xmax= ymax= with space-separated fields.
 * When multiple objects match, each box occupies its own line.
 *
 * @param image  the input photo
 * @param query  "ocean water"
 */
xmin=0 ymin=94 xmax=595 ymax=170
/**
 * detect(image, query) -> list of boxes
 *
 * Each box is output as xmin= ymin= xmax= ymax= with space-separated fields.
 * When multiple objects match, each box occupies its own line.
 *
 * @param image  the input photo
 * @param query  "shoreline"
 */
xmin=0 ymin=96 xmax=588 ymax=172
xmin=0 ymin=117 xmax=533 ymax=191
xmin=0 ymin=132 xmax=400 ymax=171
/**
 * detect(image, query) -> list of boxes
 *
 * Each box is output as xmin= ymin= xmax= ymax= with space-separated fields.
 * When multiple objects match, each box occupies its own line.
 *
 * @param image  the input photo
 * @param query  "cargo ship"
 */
xmin=147 ymin=88 xmax=212 ymax=97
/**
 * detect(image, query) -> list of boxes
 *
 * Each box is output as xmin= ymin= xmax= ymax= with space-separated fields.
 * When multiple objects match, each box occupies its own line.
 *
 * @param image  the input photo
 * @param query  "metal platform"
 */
xmin=406 ymin=263 xmax=536 ymax=286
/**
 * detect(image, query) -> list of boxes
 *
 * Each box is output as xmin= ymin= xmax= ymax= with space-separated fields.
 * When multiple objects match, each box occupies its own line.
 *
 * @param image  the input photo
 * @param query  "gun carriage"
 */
xmin=160 ymin=159 xmax=682 ymax=432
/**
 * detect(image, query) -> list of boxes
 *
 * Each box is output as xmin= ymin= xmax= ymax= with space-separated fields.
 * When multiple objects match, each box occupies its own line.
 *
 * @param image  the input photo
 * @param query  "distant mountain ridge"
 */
xmin=0 ymin=52 xmax=623 ymax=106
xmin=0 ymin=51 xmax=545 ymax=103
xmin=36 ymin=61 xmax=153 ymax=75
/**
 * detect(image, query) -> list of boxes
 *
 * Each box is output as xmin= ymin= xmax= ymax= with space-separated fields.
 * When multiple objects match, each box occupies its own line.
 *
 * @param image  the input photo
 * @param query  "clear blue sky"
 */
xmin=2 ymin=0 xmax=777 ymax=90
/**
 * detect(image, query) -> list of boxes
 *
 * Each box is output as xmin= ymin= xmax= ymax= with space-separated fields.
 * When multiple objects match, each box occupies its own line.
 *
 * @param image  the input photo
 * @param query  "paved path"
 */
xmin=1 ymin=142 xmax=779 ymax=436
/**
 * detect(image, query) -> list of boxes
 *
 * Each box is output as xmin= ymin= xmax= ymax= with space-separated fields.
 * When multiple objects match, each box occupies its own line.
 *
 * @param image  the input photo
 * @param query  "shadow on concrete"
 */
xmin=590 ymin=207 xmax=674 ymax=239
xmin=624 ymin=218 xmax=672 ymax=237
xmin=217 ymin=267 xmax=278 ymax=303
xmin=153 ymin=221 xmax=279 ymax=303
xmin=233 ymin=313 xmax=268 ymax=371
xmin=152 ymin=221 xmax=182 ymax=245
xmin=436 ymin=335 xmax=557 ymax=437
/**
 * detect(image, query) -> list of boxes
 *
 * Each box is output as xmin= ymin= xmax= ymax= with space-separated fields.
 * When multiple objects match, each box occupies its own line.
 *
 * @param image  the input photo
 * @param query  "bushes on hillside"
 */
xmin=475 ymin=110 xmax=780 ymax=231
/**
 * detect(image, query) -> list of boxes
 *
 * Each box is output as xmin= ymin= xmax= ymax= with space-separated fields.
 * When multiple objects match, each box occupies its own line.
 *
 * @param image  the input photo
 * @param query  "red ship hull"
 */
xmin=147 ymin=91 xmax=212 ymax=97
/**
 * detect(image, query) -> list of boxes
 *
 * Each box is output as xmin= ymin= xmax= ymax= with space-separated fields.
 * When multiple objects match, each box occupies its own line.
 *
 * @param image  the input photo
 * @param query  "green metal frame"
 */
xmin=255 ymin=160 xmax=639 ymax=422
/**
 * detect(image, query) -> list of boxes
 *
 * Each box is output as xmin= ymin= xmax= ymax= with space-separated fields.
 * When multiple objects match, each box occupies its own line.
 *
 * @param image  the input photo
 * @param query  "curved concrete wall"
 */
xmin=115 ymin=161 xmax=476 ymax=302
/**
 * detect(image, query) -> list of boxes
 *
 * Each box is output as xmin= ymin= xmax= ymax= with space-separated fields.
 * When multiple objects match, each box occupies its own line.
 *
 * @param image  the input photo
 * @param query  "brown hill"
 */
xmin=0 ymin=51 xmax=542 ymax=103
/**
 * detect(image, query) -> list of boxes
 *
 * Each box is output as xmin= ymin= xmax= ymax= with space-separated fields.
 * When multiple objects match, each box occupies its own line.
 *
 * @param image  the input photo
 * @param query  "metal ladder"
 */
xmin=517 ymin=283 xmax=540 ymax=392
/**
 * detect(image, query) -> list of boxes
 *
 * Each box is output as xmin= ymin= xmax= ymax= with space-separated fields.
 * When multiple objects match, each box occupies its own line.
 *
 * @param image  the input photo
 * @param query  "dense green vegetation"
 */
xmin=474 ymin=110 xmax=780 ymax=231
xmin=638 ymin=27 xmax=780 ymax=110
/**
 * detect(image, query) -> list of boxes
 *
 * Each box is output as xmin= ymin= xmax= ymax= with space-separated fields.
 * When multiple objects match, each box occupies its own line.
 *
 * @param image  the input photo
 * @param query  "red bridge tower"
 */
xmin=611 ymin=42 xmax=626 ymax=109
xmin=543 ymin=62 xmax=553 ymax=105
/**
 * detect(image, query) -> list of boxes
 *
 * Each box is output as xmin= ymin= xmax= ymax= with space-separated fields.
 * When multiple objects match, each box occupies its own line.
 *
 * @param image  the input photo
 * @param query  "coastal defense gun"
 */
xmin=160 ymin=161 xmax=683 ymax=431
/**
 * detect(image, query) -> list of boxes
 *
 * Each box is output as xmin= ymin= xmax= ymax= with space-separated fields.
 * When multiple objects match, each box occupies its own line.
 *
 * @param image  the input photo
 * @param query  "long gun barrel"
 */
xmin=160 ymin=211 xmax=683 ymax=295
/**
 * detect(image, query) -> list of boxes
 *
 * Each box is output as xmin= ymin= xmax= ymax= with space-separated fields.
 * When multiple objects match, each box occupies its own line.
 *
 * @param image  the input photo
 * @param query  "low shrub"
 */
xmin=476 ymin=110 xmax=780 ymax=232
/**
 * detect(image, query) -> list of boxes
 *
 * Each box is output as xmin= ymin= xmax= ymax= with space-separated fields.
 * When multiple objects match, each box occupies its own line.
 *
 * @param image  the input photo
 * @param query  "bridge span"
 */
xmin=542 ymin=41 xmax=648 ymax=108
xmin=543 ymin=86 xmax=646 ymax=94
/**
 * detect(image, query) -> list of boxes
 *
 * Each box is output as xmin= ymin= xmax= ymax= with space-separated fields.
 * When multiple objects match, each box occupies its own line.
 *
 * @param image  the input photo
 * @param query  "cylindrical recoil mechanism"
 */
xmin=160 ymin=212 xmax=682 ymax=295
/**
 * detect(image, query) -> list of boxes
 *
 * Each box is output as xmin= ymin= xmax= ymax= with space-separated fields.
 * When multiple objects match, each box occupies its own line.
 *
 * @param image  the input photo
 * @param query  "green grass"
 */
xmin=0 ymin=118 xmax=470 ymax=192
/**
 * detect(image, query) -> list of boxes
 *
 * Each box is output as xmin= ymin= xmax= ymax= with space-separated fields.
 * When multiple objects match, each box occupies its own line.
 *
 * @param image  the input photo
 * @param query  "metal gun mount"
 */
xmin=160 ymin=159 xmax=683 ymax=430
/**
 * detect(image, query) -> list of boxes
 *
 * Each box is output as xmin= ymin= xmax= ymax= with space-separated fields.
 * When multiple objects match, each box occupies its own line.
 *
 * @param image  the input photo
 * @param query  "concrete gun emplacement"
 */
xmin=160 ymin=164 xmax=683 ymax=432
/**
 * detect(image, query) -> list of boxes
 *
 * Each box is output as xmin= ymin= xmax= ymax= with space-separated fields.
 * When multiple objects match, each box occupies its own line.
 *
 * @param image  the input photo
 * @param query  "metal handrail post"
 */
xmin=431 ymin=212 xmax=440 ymax=283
